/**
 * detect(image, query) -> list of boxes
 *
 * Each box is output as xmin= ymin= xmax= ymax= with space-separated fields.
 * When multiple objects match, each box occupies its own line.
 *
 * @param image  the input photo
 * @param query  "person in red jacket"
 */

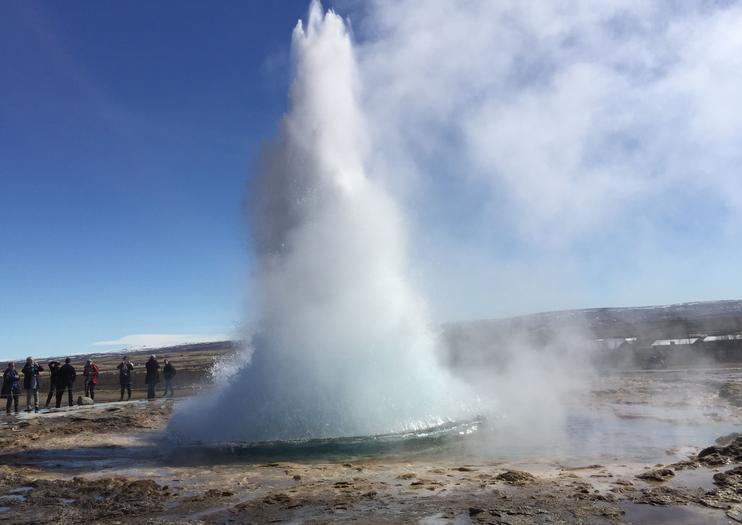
xmin=83 ymin=359 xmax=100 ymax=401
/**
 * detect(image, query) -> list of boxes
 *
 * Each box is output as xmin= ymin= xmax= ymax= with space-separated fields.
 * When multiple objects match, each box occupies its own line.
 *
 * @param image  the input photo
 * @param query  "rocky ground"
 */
xmin=0 ymin=401 xmax=171 ymax=452
xmin=1 ymin=369 xmax=742 ymax=524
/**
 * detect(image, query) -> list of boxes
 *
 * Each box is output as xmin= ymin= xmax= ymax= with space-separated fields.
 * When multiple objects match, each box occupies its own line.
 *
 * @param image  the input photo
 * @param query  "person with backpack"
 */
xmin=117 ymin=356 xmax=134 ymax=401
xmin=162 ymin=358 xmax=176 ymax=397
xmin=2 ymin=363 xmax=21 ymax=415
xmin=21 ymin=357 xmax=44 ymax=413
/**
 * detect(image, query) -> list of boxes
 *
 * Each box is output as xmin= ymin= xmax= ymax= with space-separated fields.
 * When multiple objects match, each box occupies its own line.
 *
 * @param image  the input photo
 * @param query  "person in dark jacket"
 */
xmin=161 ymin=359 xmax=176 ymax=397
xmin=145 ymin=355 xmax=159 ymax=400
xmin=45 ymin=361 xmax=60 ymax=408
xmin=2 ymin=362 xmax=21 ymax=415
xmin=117 ymin=356 xmax=134 ymax=401
xmin=21 ymin=357 xmax=44 ymax=413
xmin=55 ymin=358 xmax=76 ymax=408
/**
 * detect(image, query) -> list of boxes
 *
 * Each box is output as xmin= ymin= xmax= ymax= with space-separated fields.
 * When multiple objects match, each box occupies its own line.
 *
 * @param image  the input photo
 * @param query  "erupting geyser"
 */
xmin=169 ymin=2 xmax=470 ymax=442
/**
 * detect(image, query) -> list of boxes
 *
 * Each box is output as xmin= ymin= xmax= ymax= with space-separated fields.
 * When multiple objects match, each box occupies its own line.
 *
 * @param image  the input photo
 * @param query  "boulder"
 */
xmin=637 ymin=468 xmax=675 ymax=482
xmin=698 ymin=437 xmax=742 ymax=465
xmin=77 ymin=396 xmax=94 ymax=406
xmin=713 ymin=466 xmax=742 ymax=488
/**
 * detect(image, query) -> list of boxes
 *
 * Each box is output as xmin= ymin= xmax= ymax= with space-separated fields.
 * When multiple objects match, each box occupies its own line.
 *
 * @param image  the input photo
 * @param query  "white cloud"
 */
xmin=91 ymin=333 xmax=231 ymax=350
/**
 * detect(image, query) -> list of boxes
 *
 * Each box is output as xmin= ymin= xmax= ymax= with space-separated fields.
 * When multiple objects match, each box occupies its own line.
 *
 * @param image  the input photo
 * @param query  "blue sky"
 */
xmin=0 ymin=1 xmax=314 ymax=359
xmin=3 ymin=1 xmax=742 ymax=362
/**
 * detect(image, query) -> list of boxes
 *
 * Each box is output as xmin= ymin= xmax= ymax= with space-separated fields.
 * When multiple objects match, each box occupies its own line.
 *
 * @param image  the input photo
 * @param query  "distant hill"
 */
xmin=37 ymin=340 xmax=240 ymax=364
xmin=442 ymin=300 xmax=742 ymax=368
xmin=444 ymin=300 xmax=742 ymax=343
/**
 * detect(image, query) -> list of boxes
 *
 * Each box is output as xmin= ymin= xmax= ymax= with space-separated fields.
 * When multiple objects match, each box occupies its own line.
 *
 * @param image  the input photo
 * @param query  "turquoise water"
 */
xmin=163 ymin=409 xmax=740 ymax=466
xmin=163 ymin=417 xmax=483 ymax=464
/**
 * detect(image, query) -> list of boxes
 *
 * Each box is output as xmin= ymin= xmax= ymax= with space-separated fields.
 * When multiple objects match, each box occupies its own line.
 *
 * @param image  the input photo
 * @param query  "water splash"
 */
xmin=169 ymin=1 xmax=471 ymax=442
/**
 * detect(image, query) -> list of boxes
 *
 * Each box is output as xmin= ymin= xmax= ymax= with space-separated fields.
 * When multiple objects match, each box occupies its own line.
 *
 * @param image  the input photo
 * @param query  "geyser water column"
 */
xmin=169 ymin=2 xmax=469 ymax=442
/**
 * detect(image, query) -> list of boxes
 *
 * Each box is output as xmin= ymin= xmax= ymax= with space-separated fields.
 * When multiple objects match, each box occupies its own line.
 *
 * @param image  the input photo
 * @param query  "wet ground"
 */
xmin=1 ymin=367 xmax=742 ymax=523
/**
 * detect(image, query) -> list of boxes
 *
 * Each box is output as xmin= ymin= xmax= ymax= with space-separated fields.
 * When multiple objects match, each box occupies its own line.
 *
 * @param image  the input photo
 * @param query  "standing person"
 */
xmin=2 ymin=363 xmax=20 ymax=415
xmin=83 ymin=360 xmax=93 ymax=398
xmin=85 ymin=360 xmax=99 ymax=401
xmin=55 ymin=358 xmax=76 ymax=408
xmin=117 ymin=356 xmax=134 ymax=401
xmin=45 ymin=361 xmax=60 ymax=408
xmin=162 ymin=359 xmax=176 ymax=397
xmin=21 ymin=357 xmax=44 ymax=413
xmin=145 ymin=355 xmax=159 ymax=400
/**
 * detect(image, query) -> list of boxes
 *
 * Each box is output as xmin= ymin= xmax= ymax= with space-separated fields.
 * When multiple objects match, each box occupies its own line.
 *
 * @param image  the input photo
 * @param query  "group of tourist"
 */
xmin=1 ymin=355 xmax=177 ymax=415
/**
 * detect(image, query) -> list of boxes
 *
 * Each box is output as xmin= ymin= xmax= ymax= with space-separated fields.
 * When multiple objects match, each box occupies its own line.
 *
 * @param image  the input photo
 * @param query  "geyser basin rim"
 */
xmin=166 ymin=417 xmax=485 ymax=449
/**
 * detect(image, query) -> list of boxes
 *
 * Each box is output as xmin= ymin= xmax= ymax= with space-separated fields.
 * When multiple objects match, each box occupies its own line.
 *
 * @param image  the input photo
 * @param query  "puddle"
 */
xmin=419 ymin=513 xmax=473 ymax=524
xmin=0 ymin=494 xmax=27 ymax=504
xmin=669 ymin=466 xmax=719 ymax=490
xmin=619 ymin=502 xmax=730 ymax=524
xmin=6 ymin=486 xmax=33 ymax=495
xmin=6 ymin=446 xmax=162 ymax=472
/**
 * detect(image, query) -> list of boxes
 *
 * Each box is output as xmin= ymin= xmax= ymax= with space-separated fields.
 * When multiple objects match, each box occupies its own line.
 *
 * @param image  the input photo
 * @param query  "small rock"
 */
xmin=496 ymin=470 xmax=536 ymax=485
xmin=637 ymin=468 xmax=675 ymax=482
xmin=77 ymin=396 xmax=94 ymax=406
xmin=699 ymin=437 xmax=742 ymax=465
xmin=713 ymin=466 xmax=742 ymax=488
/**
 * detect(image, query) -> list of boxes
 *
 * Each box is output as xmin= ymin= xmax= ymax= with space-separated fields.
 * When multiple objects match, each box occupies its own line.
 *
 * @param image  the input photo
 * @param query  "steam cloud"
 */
xmin=355 ymin=0 xmax=742 ymax=319
xmin=169 ymin=2 xmax=470 ymax=442
xmin=171 ymin=0 xmax=742 ymax=444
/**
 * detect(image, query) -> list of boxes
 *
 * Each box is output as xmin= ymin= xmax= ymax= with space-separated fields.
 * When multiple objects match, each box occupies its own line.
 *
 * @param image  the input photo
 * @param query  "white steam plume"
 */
xmin=355 ymin=0 xmax=742 ymax=318
xmin=169 ymin=2 xmax=470 ymax=442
